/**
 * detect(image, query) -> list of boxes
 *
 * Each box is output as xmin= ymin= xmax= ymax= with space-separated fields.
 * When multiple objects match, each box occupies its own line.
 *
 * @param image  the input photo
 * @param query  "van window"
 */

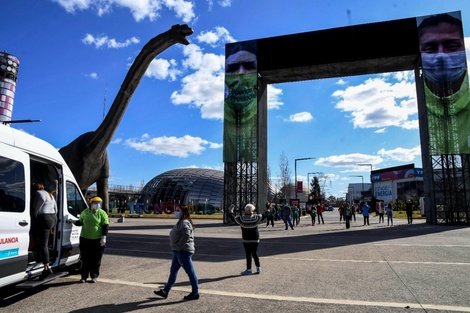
xmin=0 ymin=156 xmax=26 ymax=213
xmin=66 ymin=181 xmax=87 ymax=217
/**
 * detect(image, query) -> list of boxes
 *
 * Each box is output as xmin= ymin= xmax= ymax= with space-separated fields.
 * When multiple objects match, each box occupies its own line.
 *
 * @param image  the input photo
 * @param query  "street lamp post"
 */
xmin=295 ymin=157 xmax=315 ymax=201
xmin=357 ymin=163 xmax=372 ymax=182
xmin=357 ymin=163 xmax=373 ymax=202
xmin=347 ymin=186 xmax=355 ymax=205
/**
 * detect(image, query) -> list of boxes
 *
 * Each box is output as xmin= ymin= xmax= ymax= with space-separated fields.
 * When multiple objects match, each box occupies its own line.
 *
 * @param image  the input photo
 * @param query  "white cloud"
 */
xmin=145 ymin=58 xmax=181 ymax=81
xmin=332 ymin=73 xmax=417 ymax=130
xmin=170 ymin=44 xmax=226 ymax=120
xmin=82 ymin=33 xmax=140 ymax=49
xmin=285 ymin=112 xmax=313 ymax=123
xmin=169 ymin=40 xmax=285 ymax=120
xmin=316 ymin=153 xmax=383 ymax=168
xmin=466 ymin=37 xmax=470 ymax=65
xmin=374 ymin=128 xmax=386 ymax=133
xmin=378 ymin=145 xmax=421 ymax=162
xmin=163 ymin=0 xmax=196 ymax=23
xmin=268 ymin=85 xmax=284 ymax=110
xmin=53 ymin=0 xmax=196 ymax=22
xmin=196 ymin=26 xmax=235 ymax=47
xmin=124 ymin=134 xmax=222 ymax=157
xmin=217 ymin=0 xmax=232 ymax=7
xmin=87 ymin=72 xmax=98 ymax=79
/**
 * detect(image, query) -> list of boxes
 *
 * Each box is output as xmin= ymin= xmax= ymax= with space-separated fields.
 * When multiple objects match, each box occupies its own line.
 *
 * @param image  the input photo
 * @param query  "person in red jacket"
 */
xmin=338 ymin=205 xmax=344 ymax=223
xmin=316 ymin=204 xmax=324 ymax=224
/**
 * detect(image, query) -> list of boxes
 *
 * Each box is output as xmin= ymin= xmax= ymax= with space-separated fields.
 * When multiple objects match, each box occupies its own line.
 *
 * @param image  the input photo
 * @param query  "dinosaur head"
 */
xmin=170 ymin=24 xmax=194 ymax=45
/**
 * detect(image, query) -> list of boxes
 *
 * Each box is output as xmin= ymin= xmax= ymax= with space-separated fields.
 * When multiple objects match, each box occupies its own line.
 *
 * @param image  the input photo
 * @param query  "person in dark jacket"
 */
xmin=282 ymin=204 xmax=294 ymax=230
xmin=405 ymin=199 xmax=413 ymax=224
xmin=234 ymin=204 xmax=265 ymax=275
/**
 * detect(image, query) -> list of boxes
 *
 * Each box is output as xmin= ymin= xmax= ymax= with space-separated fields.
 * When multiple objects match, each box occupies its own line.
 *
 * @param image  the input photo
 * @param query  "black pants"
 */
xmin=318 ymin=213 xmax=324 ymax=224
xmin=35 ymin=214 xmax=57 ymax=264
xmin=243 ymin=242 xmax=260 ymax=270
xmin=407 ymin=211 xmax=413 ymax=224
xmin=79 ymin=237 xmax=105 ymax=279
xmin=363 ymin=216 xmax=370 ymax=225
xmin=266 ymin=216 xmax=274 ymax=227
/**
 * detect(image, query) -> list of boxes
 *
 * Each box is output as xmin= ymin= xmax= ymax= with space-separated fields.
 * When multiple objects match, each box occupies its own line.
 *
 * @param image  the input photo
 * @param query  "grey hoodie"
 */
xmin=169 ymin=219 xmax=195 ymax=253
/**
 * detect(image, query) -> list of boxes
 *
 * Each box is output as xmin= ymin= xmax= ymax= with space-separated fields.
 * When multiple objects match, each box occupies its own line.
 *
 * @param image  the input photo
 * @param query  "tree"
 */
xmin=279 ymin=151 xmax=291 ymax=200
xmin=308 ymin=176 xmax=322 ymax=204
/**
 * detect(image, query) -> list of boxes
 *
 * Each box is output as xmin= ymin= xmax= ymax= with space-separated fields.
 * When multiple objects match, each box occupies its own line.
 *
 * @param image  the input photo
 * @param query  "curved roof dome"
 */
xmin=140 ymin=168 xmax=224 ymax=209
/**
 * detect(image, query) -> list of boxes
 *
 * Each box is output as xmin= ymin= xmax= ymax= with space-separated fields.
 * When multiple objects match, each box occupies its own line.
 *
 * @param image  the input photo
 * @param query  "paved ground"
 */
xmin=1 ymin=212 xmax=470 ymax=312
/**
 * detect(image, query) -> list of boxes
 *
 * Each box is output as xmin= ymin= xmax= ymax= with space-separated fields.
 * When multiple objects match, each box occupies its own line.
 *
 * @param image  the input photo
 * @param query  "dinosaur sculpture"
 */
xmin=59 ymin=24 xmax=194 ymax=212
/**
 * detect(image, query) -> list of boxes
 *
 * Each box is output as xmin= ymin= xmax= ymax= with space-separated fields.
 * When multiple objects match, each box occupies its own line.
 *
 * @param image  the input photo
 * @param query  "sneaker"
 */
xmin=154 ymin=289 xmax=168 ymax=299
xmin=91 ymin=278 xmax=97 ymax=283
xmin=183 ymin=293 xmax=199 ymax=301
xmin=241 ymin=269 xmax=252 ymax=275
xmin=80 ymin=279 xmax=86 ymax=283
xmin=256 ymin=267 xmax=261 ymax=274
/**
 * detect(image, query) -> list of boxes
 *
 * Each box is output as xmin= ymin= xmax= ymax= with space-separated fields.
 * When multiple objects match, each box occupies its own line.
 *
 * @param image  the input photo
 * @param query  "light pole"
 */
xmin=295 ymin=157 xmax=315 ymax=201
xmin=357 ymin=163 xmax=372 ymax=182
xmin=347 ymin=186 xmax=355 ymax=205
xmin=350 ymin=175 xmax=364 ymax=200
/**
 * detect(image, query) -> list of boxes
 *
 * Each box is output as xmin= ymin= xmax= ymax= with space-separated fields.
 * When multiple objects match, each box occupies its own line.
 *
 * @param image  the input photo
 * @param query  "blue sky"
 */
xmin=2 ymin=0 xmax=470 ymax=199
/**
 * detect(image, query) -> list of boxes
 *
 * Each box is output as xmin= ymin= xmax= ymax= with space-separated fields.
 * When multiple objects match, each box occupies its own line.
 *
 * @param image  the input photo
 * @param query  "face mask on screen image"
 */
xmin=422 ymin=51 xmax=467 ymax=84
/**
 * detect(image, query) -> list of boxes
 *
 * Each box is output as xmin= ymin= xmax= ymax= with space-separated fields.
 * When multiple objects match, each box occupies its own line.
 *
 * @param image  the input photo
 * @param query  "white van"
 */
xmin=0 ymin=123 xmax=86 ymax=288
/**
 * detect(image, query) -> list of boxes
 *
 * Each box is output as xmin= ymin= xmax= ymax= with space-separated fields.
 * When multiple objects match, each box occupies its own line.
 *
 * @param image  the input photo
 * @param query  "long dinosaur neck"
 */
xmin=89 ymin=26 xmax=189 ymax=152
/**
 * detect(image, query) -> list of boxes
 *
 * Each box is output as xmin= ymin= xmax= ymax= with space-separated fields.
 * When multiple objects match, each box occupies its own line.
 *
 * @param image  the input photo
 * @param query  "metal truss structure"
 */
xmin=431 ymin=154 xmax=470 ymax=225
xmin=223 ymin=161 xmax=258 ymax=223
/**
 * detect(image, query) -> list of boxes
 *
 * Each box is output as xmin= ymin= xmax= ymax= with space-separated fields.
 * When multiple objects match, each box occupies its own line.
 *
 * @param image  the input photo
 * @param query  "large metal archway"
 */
xmin=223 ymin=11 xmax=470 ymax=225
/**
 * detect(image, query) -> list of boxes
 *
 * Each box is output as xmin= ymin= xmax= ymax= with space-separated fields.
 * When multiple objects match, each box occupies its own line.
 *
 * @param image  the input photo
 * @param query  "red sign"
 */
xmin=297 ymin=181 xmax=303 ymax=192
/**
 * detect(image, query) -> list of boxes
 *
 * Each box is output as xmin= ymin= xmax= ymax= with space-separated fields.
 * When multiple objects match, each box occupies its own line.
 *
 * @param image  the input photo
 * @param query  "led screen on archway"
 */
xmin=417 ymin=11 xmax=470 ymax=155
xmin=223 ymin=40 xmax=258 ymax=162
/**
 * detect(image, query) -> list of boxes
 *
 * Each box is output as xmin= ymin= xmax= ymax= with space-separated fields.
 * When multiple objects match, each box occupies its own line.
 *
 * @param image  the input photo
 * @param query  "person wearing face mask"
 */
xmin=154 ymin=206 xmax=199 ymax=301
xmin=223 ymin=41 xmax=258 ymax=162
xmin=67 ymin=196 xmax=109 ymax=283
xmin=418 ymin=13 xmax=470 ymax=154
xmin=32 ymin=183 xmax=57 ymax=279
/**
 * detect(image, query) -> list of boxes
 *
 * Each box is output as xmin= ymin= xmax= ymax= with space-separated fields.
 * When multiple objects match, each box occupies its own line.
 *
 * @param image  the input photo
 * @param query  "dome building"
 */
xmin=139 ymin=168 xmax=224 ymax=213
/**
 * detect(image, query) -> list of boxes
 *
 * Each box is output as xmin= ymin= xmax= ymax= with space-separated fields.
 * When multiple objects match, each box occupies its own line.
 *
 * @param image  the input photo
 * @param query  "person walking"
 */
xmin=292 ymin=205 xmax=300 ymax=227
xmin=338 ymin=205 xmax=344 ymax=223
xmin=362 ymin=202 xmax=370 ymax=226
xmin=405 ymin=199 xmax=413 ymax=224
xmin=282 ymin=204 xmax=294 ymax=230
xmin=266 ymin=203 xmax=275 ymax=227
xmin=351 ymin=203 xmax=356 ymax=222
xmin=378 ymin=201 xmax=385 ymax=223
xmin=316 ymin=203 xmax=325 ymax=224
xmin=344 ymin=203 xmax=352 ymax=229
xmin=309 ymin=205 xmax=317 ymax=226
xmin=68 ymin=196 xmax=109 ymax=283
xmin=154 ymin=205 xmax=199 ymax=300
xmin=234 ymin=204 xmax=265 ymax=275
xmin=32 ymin=182 xmax=57 ymax=279
xmin=386 ymin=202 xmax=394 ymax=226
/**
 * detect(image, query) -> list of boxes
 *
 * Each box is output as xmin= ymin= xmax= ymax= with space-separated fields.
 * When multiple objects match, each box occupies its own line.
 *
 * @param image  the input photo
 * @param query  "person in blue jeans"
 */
xmin=154 ymin=206 xmax=199 ymax=301
xmin=282 ymin=204 xmax=295 ymax=230
xmin=386 ymin=202 xmax=394 ymax=226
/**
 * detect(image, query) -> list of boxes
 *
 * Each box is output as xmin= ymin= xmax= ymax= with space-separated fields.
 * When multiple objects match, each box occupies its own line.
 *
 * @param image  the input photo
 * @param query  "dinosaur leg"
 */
xmin=96 ymin=176 xmax=109 ymax=214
